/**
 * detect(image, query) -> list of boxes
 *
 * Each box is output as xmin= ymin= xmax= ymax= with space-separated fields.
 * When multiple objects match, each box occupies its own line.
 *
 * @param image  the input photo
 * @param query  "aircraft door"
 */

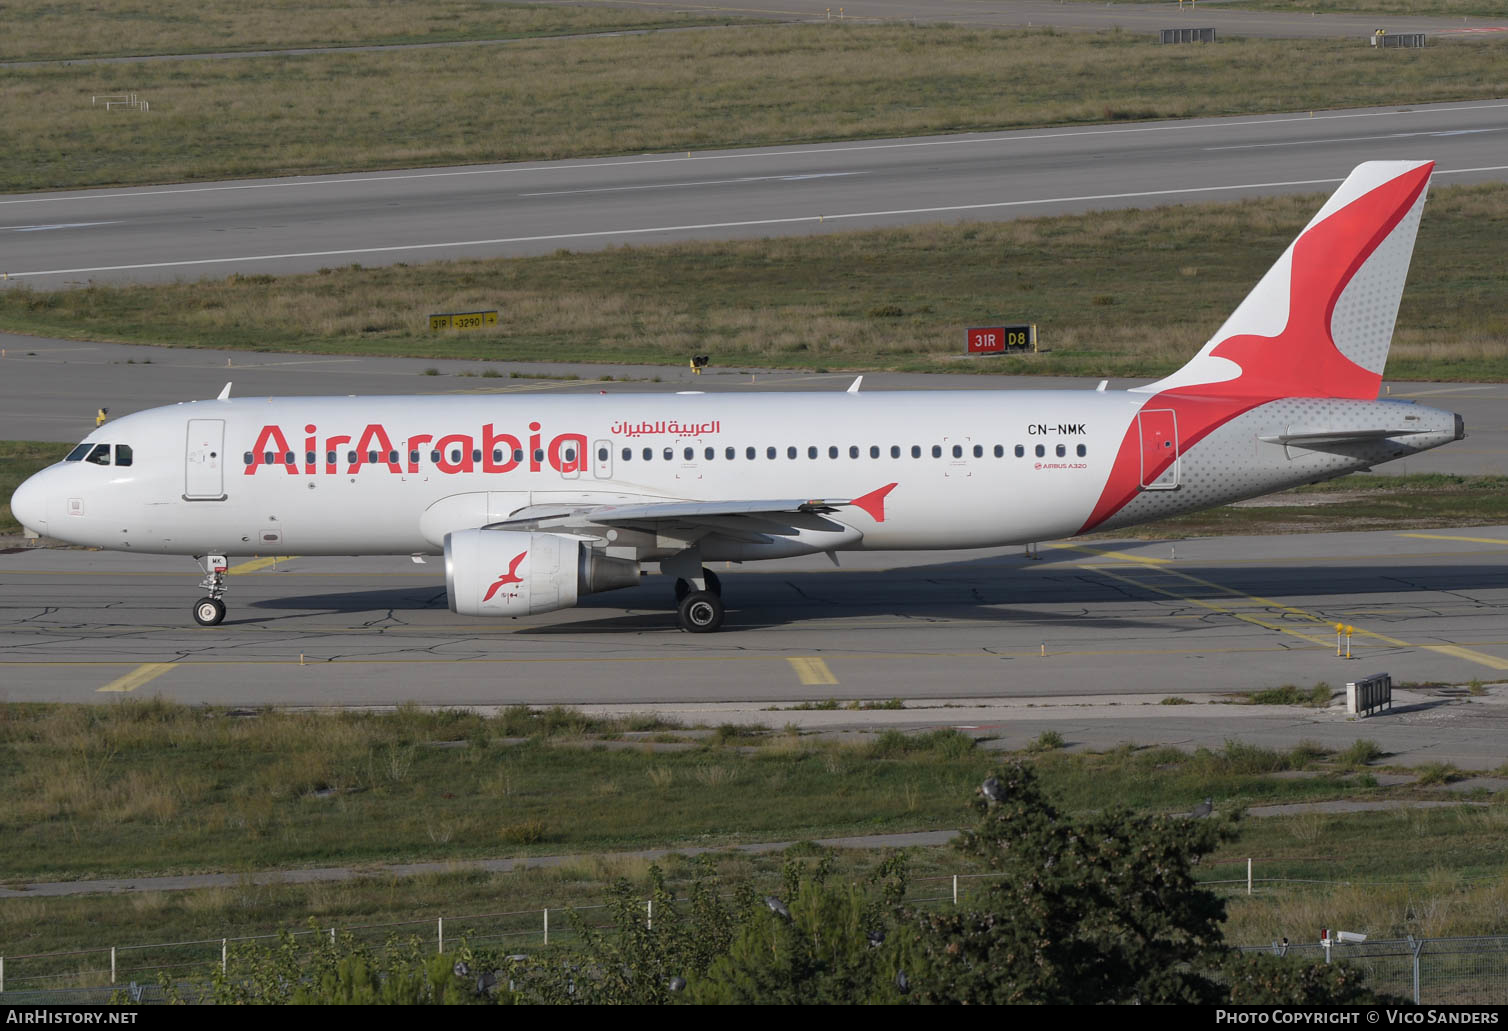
xmin=184 ymin=419 xmax=227 ymax=500
xmin=1137 ymin=409 xmax=1180 ymax=490
xmin=592 ymin=439 xmax=613 ymax=480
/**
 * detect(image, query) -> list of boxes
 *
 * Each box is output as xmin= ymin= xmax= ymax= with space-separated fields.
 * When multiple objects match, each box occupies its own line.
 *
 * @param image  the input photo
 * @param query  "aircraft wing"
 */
xmin=484 ymin=483 xmax=897 ymax=535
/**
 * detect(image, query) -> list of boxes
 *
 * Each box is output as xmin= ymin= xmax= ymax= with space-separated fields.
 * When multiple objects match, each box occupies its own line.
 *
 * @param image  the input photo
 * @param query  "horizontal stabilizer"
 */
xmin=1258 ymin=428 xmax=1429 ymax=446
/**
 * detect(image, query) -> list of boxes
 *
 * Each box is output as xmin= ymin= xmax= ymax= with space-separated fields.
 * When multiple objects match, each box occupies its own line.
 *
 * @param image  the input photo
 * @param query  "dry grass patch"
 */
xmin=1 ymin=1 xmax=720 ymax=62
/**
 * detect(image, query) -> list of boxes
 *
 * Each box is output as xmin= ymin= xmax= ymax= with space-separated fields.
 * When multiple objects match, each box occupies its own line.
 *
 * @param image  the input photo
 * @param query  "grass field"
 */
xmin=2 ymin=26 xmax=1504 ymax=193
xmin=0 ymin=1 xmax=721 ymax=62
xmin=3 ymin=183 xmax=1504 ymax=381
xmin=4 ymin=701 xmax=1507 ymax=980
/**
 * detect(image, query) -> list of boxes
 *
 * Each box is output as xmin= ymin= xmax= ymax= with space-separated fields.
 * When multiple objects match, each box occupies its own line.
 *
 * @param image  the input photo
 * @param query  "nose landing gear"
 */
xmin=193 ymin=554 xmax=229 ymax=626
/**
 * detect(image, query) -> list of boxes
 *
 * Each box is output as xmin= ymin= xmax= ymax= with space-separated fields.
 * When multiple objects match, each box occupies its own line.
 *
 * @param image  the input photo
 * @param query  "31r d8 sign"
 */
xmin=966 ymin=324 xmax=1035 ymax=355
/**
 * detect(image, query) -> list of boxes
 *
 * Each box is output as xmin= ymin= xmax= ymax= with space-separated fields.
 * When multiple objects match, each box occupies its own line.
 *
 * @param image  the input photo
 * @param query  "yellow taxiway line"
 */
xmin=788 ymin=657 xmax=839 ymax=685
xmin=97 ymin=662 xmax=177 ymax=693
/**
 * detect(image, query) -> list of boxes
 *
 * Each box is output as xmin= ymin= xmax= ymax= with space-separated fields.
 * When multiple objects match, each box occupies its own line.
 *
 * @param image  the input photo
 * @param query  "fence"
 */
xmin=0 ymin=872 xmax=994 ymax=995
xmin=1239 ymin=936 xmax=1508 ymax=1004
xmin=6 ymin=874 xmax=1507 ymax=1003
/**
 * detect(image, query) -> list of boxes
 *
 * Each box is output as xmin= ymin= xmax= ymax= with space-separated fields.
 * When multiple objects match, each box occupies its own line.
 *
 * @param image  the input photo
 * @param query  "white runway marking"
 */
xmin=1207 ymin=128 xmax=1503 ymax=151
xmin=520 ymin=171 xmax=865 ymax=197
xmin=3 ymin=221 xmax=122 ymax=232
xmin=9 ymin=165 xmax=1508 ymax=280
xmin=3 ymin=100 xmax=1506 ymax=206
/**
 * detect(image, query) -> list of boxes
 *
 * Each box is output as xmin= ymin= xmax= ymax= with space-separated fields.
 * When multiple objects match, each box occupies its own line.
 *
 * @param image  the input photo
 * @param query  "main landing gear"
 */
xmin=671 ymin=566 xmax=723 ymax=633
xmin=193 ymin=554 xmax=229 ymax=626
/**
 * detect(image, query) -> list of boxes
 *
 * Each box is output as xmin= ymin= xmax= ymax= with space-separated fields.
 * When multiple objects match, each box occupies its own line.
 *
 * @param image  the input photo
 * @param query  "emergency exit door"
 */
xmin=184 ymin=419 xmax=226 ymax=500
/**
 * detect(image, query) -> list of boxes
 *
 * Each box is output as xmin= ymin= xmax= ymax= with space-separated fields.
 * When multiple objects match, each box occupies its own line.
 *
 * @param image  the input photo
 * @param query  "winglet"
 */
xmin=216 ymin=382 xmax=232 ymax=400
xmin=847 ymin=376 xmax=863 ymax=394
xmin=848 ymin=482 xmax=897 ymax=523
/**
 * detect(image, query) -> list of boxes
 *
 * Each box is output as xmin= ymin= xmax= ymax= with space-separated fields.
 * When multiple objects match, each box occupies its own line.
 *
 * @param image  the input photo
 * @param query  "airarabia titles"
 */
xmin=242 ymin=421 xmax=596 ymax=477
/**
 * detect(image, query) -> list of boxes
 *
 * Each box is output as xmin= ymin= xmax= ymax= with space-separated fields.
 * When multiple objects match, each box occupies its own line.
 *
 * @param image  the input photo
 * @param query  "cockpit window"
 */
xmin=65 ymin=443 xmax=93 ymax=462
xmin=85 ymin=444 xmax=112 ymax=466
xmin=115 ymin=444 xmax=133 ymax=467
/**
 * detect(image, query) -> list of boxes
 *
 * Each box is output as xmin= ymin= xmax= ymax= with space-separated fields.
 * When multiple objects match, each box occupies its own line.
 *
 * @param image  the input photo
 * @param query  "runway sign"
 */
xmin=966 ymin=324 xmax=1035 ymax=355
xmin=429 ymin=310 xmax=499 ymax=332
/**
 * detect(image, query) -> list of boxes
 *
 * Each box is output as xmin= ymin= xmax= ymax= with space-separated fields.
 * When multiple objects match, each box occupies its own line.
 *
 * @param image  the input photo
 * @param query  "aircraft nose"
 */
xmin=9 ymin=472 xmax=48 ymax=535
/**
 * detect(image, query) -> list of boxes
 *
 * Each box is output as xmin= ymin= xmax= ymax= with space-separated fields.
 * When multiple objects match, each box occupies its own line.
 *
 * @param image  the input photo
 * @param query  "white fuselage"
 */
xmin=11 ymin=388 xmax=1460 ymax=560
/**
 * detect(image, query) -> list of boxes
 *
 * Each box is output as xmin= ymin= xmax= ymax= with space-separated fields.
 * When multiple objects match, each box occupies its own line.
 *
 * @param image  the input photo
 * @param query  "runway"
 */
xmin=3 ymin=527 xmax=1507 ymax=705
xmin=3 ymin=99 xmax=1506 ymax=287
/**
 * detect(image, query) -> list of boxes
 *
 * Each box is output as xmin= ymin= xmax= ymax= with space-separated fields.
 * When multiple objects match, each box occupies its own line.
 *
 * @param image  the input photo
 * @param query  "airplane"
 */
xmin=8 ymin=160 xmax=1465 ymax=633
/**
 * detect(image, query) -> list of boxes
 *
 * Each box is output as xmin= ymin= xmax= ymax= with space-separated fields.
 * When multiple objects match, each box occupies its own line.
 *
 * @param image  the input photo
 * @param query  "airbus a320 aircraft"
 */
xmin=9 ymin=161 xmax=1465 ymax=632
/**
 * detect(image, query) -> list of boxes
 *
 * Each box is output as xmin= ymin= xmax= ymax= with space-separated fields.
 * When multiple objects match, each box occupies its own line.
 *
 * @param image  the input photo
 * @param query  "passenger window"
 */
xmin=514 ymin=449 xmax=524 ymax=464
xmin=66 ymin=443 xmax=93 ymax=462
xmin=114 ymin=444 xmax=133 ymax=467
xmin=622 ymin=448 xmax=632 ymax=461
xmin=870 ymin=446 xmax=880 ymax=459
xmin=1077 ymin=444 xmax=1087 ymax=457
xmin=598 ymin=447 xmax=608 ymax=462
xmin=663 ymin=448 xmax=673 ymax=461
xmin=828 ymin=446 xmax=839 ymax=459
xmin=284 ymin=452 xmax=295 ymax=465
xmin=684 ymin=447 xmax=695 ymax=461
xmin=767 ymin=447 xmax=777 ymax=460
xmin=389 ymin=450 xmax=399 ymax=464
xmin=952 ymin=445 xmax=962 ymax=458
xmin=849 ymin=446 xmax=859 ymax=459
xmin=1056 ymin=444 xmax=1066 ymax=458
xmin=705 ymin=447 xmax=716 ymax=461
xmin=910 ymin=445 xmax=921 ymax=458
xmin=473 ymin=449 xmax=484 ymax=463
xmin=1015 ymin=445 xmax=1025 ymax=458
xmin=931 ymin=445 xmax=942 ymax=458
xmin=451 ymin=449 xmax=463 ymax=464
xmin=495 ymin=449 xmax=506 ymax=463
xmin=369 ymin=450 xmax=380 ymax=464
xmin=725 ymin=447 xmax=735 ymax=460
xmin=85 ymin=443 xmax=112 ymax=465
xmin=993 ymin=445 xmax=1003 ymax=458
xmin=787 ymin=446 xmax=798 ymax=460
xmin=1035 ymin=444 xmax=1045 ymax=458
xmin=410 ymin=450 xmax=420 ymax=464
xmin=891 ymin=446 xmax=901 ymax=459
xmin=973 ymin=445 xmax=983 ymax=459
xmin=808 ymin=446 xmax=818 ymax=460
xmin=746 ymin=447 xmax=756 ymax=460
xmin=643 ymin=448 xmax=653 ymax=461
xmin=243 ymin=452 xmax=254 ymax=465
xmin=263 ymin=451 xmax=275 ymax=466
xmin=537 ymin=449 xmax=548 ymax=463
xmin=429 ymin=450 xmax=440 ymax=463
xmin=347 ymin=451 xmax=358 ymax=464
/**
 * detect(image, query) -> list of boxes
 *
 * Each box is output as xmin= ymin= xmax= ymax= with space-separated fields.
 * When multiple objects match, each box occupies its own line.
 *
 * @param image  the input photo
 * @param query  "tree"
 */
xmin=899 ymin=760 xmax=1239 ymax=1004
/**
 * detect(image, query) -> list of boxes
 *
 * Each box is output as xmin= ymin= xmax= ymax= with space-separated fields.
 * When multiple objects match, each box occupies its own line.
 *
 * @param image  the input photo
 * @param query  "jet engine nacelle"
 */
xmin=445 ymin=529 xmax=640 ymax=616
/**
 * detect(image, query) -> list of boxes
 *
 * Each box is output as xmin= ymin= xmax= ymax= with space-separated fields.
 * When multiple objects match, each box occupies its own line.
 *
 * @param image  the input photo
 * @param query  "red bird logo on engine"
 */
xmin=482 ymin=551 xmax=528 ymax=602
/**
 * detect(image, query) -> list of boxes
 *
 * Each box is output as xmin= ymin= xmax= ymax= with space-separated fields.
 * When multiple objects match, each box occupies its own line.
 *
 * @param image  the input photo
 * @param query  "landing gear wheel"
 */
xmin=677 ymin=590 xmax=724 ymax=633
xmin=193 ymin=597 xmax=226 ymax=627
xmin=674 ymin=578 xmax=691 ymax=603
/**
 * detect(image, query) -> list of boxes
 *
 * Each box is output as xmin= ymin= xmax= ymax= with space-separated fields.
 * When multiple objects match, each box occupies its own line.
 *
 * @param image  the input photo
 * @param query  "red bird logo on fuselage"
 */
xmin=482 ymin=551 xmax=528 ymax=602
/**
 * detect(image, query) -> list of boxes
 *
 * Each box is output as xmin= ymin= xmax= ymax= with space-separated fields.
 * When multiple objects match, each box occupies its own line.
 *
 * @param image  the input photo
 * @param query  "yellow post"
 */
xmin=1345 ymin=625 xmax=1355 ymax=660
xmin=1335 ymin=623 xmax=1344 ymax=657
